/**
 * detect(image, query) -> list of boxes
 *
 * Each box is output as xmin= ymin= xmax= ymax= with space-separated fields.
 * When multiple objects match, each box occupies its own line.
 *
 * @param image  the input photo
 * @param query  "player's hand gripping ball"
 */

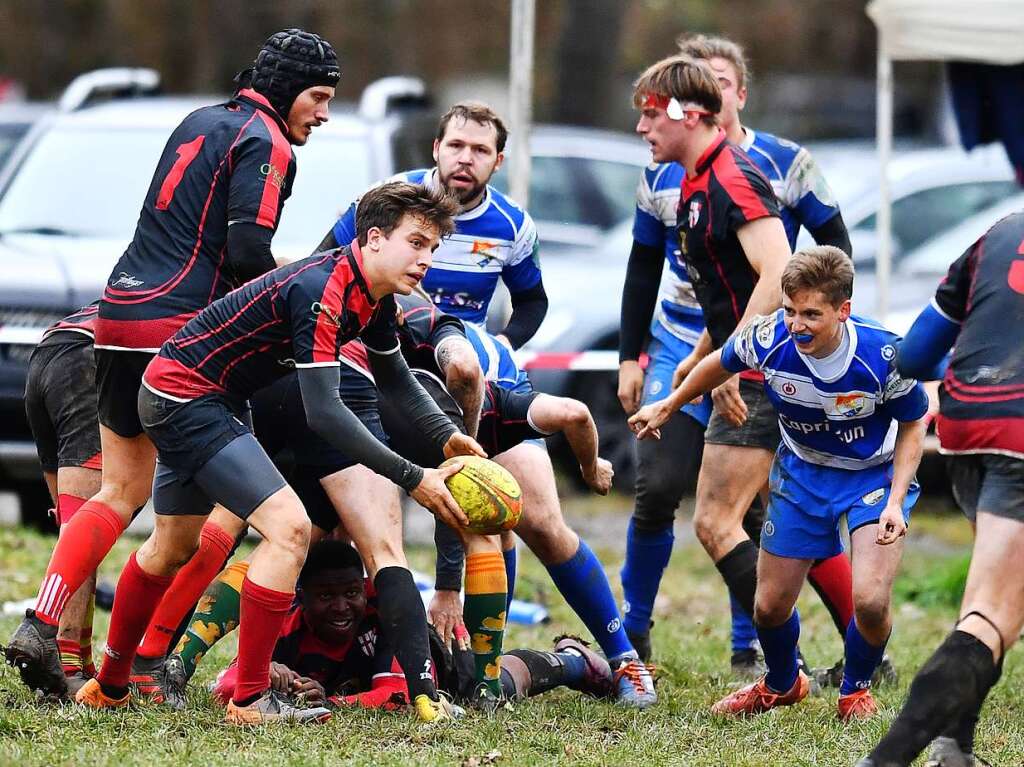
xmin=439 ymin=456 xmax=522 ymax=534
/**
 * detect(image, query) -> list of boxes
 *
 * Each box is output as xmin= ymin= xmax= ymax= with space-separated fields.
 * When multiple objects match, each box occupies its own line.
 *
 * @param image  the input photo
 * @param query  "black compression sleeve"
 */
xmin=225 ymin=222 xmax=277 ymax=283
xmin=369 ymin=349 xmax=458 ymax=450
xmin=296 ymin=365 xmax=423 ymax=491
xmin=808 ymin=211 xmax=853 ymax=259
xmin=312 ymin=227 xmax=339 ymax=255
xmin=502 ymin=281 xmax=548 ymax=349
xmin=619 ymin=239 xmax=664 ymax=362
xmin=433 ymin=521 xmax=465 ymax=592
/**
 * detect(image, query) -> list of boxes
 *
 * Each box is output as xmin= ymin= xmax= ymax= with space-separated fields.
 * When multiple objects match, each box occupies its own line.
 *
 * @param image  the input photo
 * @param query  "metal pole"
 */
xmin=876 ymin=38 xmax=893 ymax=322
xmin=509 ymin=0 xmax=535 ymax=207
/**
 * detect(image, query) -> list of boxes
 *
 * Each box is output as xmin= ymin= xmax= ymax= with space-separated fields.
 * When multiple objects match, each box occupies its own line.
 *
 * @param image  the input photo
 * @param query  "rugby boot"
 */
xmin=711 ymin=671 xmax=809 ymax=717
xmin=414 ymin=692 xmax=465 ymax=723
xmin=838 ymin=688 xmax=878 ymax=721
xmin=924 ymin=737 xmax=991 ymax=767
xmin=469 ymin=683 xmax=512 ymax=715
xmin=812 ymin=656 xmax=845 ymax=689
xmin=162 ymin=654 xmax=188 ymax=711
xmin=224 ymin=689 xmax=331 ymax=725
xmin=625 ymin=622 xmax=653 ymax=663
xmin=554 ymin=634 xmax=614 ymax=698
xmin=612 ymin=655 xmax=657 ymax=709
xmin=874 ymin=654 xmax=899 ymax=687
xmin=75 ymin=678 xmax=130 ymax=709
xmin=730 ymin=648 xmax=767 ymax=681
xmin=4 ymin=609 xmax=68 ymax=697
xmin=64 ymin=671 xmax=91 ymax=698
xmin=816 ymin=654 xmax=899 ymax=689
xmin=129 ymin=654 xmax=167 ymax=703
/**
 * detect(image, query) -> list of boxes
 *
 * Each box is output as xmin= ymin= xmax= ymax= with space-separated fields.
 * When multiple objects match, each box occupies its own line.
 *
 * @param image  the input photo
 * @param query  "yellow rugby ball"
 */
xmin=440 ymin=456 xmax=523 ymax=534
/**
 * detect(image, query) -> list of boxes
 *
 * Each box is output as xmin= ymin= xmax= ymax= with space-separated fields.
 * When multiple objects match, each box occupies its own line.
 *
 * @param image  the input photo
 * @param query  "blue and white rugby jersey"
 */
xmin=463 ymin=323 xmax=531 ymax=392
xmin=331 ymin=168 xmax=541 ymax=326
xmin=721 ymin=310 xmax=928 ymax=470
xmin=632 ymin=129 xmax=840 ymax=347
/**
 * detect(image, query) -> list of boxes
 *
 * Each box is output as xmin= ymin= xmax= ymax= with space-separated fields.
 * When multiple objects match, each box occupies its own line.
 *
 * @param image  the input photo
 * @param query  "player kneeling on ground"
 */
xmin=210 ymin=540 xmax=614 ymax=710
xmin=630 ymin=247 xmax=927 ymax=720
xmin=75 ymin=182 xmax=483 ymax=725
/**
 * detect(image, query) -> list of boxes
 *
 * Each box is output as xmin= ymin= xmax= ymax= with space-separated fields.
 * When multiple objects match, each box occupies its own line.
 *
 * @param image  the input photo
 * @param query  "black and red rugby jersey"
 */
xmin=676 ymin=130 xmax=781 ymax=349
xmin=38 ymin=302 xmax=98 ymax=346
xmin=143 ymin=243 xmax=398 ymax=402
xmin=96 ymin=88 xmax=296 ymax=352
xmin=933 ymin=211 xmax=1024 ymax=458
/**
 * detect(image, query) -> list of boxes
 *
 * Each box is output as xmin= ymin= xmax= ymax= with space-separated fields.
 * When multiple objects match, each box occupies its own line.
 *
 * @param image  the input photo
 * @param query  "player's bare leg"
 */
xmin=497 ymin=443 xmax=656 ymax=708
xmin=712 ymin=550 xmax=811 ymax=716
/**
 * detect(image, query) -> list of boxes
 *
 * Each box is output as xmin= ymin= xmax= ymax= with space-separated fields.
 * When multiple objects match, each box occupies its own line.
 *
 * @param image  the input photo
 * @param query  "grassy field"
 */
xmin=0 ymin=504 xmax=1020 ymax=767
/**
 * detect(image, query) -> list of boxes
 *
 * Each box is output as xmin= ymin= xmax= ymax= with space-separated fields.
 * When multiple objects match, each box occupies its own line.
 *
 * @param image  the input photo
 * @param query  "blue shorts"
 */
xmin=760 ymin=445 xmax=920 ymax=560
xmin=642 ymin=332 xmax=712 ymax=427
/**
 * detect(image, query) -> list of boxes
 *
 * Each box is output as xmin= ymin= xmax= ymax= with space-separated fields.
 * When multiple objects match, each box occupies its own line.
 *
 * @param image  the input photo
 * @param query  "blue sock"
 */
xmin=841 ymin=619 xmax=887 ymax=695
xmin=503 ymin=545 xmax=517 ymax=614
xmin=619 ymin=520 xmax=674 ymax=636
xmin=757 ymin=610 xmax=801 ymax=693
xmin=730 ymin=594 xmax=759 ymax=653
xmin=546 ymin=538 xmax=633 ymax=660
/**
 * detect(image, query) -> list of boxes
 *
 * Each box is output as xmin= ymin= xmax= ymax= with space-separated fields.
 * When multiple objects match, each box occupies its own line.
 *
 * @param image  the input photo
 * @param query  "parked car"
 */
xmin=0 ymin=103 xmax=49 ymax=169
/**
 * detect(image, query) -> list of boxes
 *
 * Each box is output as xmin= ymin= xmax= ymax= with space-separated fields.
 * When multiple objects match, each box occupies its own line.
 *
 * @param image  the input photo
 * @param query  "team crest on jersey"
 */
xmin=880 ymin=344 xmax=896 ymax=361
xmin=834 ymin=393 xmax=867 ymax=417
xmin=755 ymin=317 xmax=775 ymax=348
xmin=471 ymin=239 xmax=499 ymax=267
xmin=688 ymin=200 xmax=701 ymax=228
xmin=357 ymin=628 xmax=377 ymax=656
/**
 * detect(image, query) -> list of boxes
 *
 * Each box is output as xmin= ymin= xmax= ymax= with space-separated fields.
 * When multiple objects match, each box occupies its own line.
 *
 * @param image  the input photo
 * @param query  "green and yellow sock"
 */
xmin=172 ymin=561 xmax=247 ymax=679
xmin=465 ymin=551 xmax=507 ymax=697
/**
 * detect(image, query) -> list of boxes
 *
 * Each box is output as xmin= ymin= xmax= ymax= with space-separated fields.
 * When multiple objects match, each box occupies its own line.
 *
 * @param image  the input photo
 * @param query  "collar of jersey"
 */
xmin=794 ymin=319 xmax=859 ymax=383
xmin=427 ymin=168 xmax=493 ymax=221
xmin=235 ymin=88 xmax=289 ymax=135
xmin=739 ymin=127 xmax=756 ymax=152
xmin=346 ymin=239 xmax=376 ymax=303
xmin=694 ymin=129 xmax=728 ymax=176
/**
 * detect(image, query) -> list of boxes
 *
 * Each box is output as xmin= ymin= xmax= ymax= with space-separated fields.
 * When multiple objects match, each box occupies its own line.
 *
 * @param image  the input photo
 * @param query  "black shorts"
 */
xmin=480 ymin=384 xmax=543 ymax=456
xmin=95 ymin=347 xmax=154 ymax=438
xmin=704 ymin=377 xmax=780 ymax=452
xmin=949 ymin=453 xmax=1024 ymax=523
xmin=139 ymin=386 xmax=285 ymax=520
xmin=251 ymin=366 xmax=387 ymax=480
xmin=24 ymin=335 xmax=102 ymax=472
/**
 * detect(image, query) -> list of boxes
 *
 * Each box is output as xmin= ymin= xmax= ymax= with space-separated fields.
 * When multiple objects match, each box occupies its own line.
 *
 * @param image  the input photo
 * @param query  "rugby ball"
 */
xmin=439 ymin=456 xmax=523 ymax=534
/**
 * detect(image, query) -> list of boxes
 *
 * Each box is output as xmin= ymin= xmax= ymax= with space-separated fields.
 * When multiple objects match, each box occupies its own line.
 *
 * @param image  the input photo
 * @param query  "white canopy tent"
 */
xmin=866 ymin=0 xmax=1024 ymax=320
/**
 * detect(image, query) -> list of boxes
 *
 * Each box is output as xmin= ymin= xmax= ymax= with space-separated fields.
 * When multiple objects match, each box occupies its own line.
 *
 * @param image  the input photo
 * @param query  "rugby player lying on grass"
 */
xmin=74 ymin=182 xmax=485 ymax=725
xmin=629 ymin=247 xmax=927 ymax=720
xmin=209 ymin=540 xmax=614 ymax=711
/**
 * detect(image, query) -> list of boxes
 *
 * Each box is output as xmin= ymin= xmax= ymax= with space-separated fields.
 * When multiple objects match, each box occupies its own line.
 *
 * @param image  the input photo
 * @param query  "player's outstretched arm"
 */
xmin=528 ymin=394 xmax=613 ymax=494
xmin=629 ymin=349 xmax=731 ymax=440
xmin=896 ymin=302 xmax=959 ymax=382
xmin=435 ymin=336 xmax=485 ymax=438
xmin=735 ymin=216 xmax=790 ymax=324
xmin=877 ymin=417 xmax=927 ymax=545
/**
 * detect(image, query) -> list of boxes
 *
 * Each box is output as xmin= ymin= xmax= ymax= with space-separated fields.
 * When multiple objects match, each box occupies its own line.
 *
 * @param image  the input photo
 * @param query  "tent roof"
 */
xmin=867 ymin=0 xmax=1024 ymax=64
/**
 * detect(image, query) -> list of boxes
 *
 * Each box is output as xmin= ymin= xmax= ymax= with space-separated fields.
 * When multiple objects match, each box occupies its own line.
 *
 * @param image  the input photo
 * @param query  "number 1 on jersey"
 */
xmin=156 ymin=135 xmax=205 ymax=211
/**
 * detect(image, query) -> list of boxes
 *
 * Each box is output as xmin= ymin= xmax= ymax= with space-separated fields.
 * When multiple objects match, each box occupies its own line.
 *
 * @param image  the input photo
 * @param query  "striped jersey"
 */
xmin=330 ymin=168 xmax=541 ymax=325
xmin=721 ymin=310 xmax=928 ymax=470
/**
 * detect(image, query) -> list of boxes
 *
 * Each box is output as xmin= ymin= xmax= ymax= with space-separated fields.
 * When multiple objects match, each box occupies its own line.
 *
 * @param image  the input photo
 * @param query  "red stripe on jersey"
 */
xmin=312 ymin=244 xmax=376 ymax=364
xmin=936 ymin=414 xmax=1024 ymax=456
xmin=715 ymin=146 xmax=772 ymax=223
xmin=143 ymin=355 xmax=223 ymax=399
xmin=254 ymin=111 xmax=292 ymax=229
xmin=340 ymin=340 xmax=371 ymax=373
xmin=94 ymin=312 xmax=197 ymax=350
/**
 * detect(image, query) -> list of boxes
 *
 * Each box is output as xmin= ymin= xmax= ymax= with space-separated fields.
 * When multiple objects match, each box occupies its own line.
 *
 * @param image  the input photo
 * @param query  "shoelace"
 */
xmin=615 ymin=659 xmax=653 ymax=695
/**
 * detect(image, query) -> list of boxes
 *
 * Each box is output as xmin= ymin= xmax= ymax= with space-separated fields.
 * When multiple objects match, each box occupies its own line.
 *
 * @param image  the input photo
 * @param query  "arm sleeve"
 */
xmin=501 ymin=281 xmax=548 ymax=349
xmin=228 ymin=132 xmax=294 ymax=231
xmin=896 ymin=303 xmax=959 ymax=381
xmin=619 ymin=239 xmax=665 ymax=362
xmin=312 ymin=227 xmax=339 ymax=255
xmin=225 ymin=221 xmax=277 ymax=284
xmin=330 ymin=202 xmax=359 ymax=251
xmin=368 ymin=346 xmax=459 ymax=451
xmin=434 ymin=521 xmax=465 ymax=592
xmin=297 ymin=365 xmax=424 ymax=491
xmin=807 ymin=212 xmax=853 ymax=259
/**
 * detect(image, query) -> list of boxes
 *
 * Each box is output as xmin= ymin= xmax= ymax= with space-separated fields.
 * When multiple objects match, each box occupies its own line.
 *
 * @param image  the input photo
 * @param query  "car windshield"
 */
xmin=0 ymin=124 xmax=373 ymax=250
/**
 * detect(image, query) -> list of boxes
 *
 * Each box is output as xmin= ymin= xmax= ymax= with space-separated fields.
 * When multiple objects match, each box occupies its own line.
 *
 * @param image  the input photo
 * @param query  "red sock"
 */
xmin=55 ymin=493 xmax=87 ymax=526
xmin=34 ymin=501 xmax=126 ymax=625
xmin=808 ymin=553 xmax=855 ymax=637
xmin=232 ymin=578 xmax=293 ymax=704
xmin=137 ymin=521 xmax=235 ymax=659
xmin=96 ymin=552 xmax=173 ymax=690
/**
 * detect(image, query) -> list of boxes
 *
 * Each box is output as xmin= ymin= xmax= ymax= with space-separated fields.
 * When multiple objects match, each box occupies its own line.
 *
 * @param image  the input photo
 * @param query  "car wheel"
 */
xmin=571 ymin=371 xmax=636 ymax=493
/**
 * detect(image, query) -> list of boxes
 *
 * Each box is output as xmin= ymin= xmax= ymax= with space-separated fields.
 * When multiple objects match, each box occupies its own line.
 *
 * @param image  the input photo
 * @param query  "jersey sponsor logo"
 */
xmin=470 ymin=239 xmax=500 ymax=267
xmin=880 ymin=344 xmax=895 ymax=361
xmin=259 ymin=162 xmax=285 ymax=190
xmin=429 ymin=288 xmax=485 ymax=312
xmin=357 ymin=628 xmax=377 ymax=656
xmin=311 ymin=301 xmax=342 ymax=327
xmin=778 ymin=412 xmax=866 ymax=443
xmin=834 ymin=393 xmax=867 ymax=417
xmin=110 ymin=272 xmax=144 ymax=289
xmin=861 ymin=488 xmax=885 ymax=506
xmin=781 ymin=381 xmax=797 ymax=396
xmin=688 ymin=200 xmax=701 ymax=228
